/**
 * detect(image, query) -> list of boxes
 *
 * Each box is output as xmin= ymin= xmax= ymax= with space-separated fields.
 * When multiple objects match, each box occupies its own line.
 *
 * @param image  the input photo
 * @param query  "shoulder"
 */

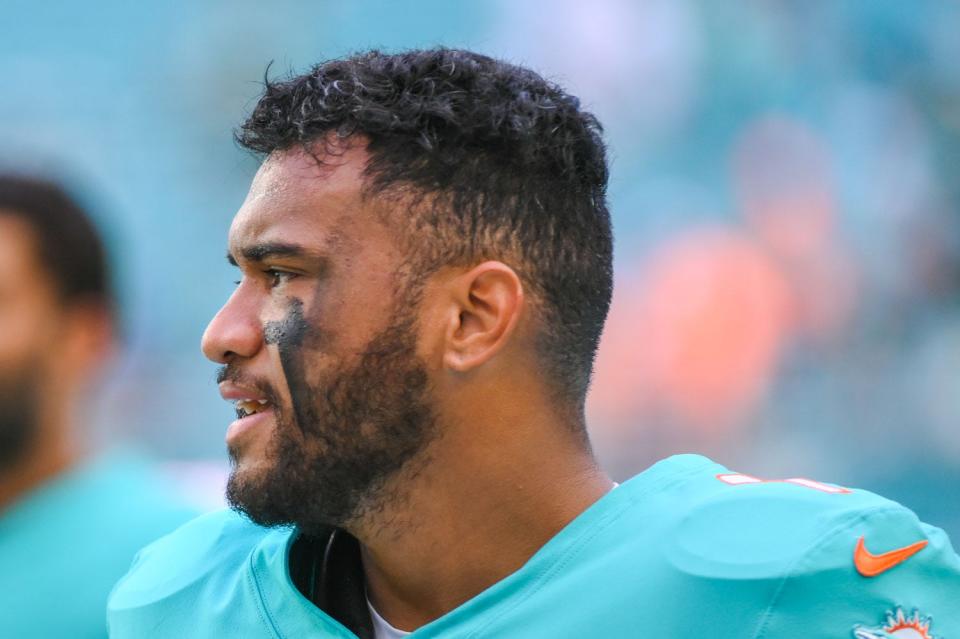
xmin=623 ymin=457 xmax=948 ymax=578
xmin=612 ymin=456 xmax=960 ymax=636
xmin=107 ymin=509 xmax=287 ymax=637
xmin=601 ymin=455 xmax=890 ymax=577
xmin=661 ymin=463 xmax=900 ymax=579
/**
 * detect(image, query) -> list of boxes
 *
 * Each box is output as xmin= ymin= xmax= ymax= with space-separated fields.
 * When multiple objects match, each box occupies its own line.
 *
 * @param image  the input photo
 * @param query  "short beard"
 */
xmin=225 ymin=308 xmax=437 ymax=534
xmin=0 ymin=368 xmax=40 ymax=473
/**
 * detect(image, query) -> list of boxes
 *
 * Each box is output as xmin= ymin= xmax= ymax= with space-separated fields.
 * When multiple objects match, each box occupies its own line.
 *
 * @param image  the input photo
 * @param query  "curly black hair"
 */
xmin=237 ymin=48 xmax=613 ymax=415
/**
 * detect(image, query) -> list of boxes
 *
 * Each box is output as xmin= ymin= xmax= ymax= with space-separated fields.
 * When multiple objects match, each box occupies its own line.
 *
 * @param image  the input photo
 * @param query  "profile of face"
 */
xmin=0 ymin=215 xmax=60 ymax=472
xmin=202 ymin=146 xmax=438 ymax=533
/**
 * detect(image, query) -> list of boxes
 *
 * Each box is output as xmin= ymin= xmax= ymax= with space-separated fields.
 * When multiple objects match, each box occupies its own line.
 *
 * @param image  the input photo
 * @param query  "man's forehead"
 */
xmin=228 ymin=144 xmax=394 ymax=257
xmin=248 ymin=143 xmax=369 ymax=198
xmin=230 ymin=146 xmax=372 ymax=249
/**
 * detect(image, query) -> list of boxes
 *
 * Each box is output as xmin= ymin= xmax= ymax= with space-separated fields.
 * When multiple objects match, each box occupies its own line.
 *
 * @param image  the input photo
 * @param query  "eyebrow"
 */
xmin=226 ymin=242 xmax=326 ymax=266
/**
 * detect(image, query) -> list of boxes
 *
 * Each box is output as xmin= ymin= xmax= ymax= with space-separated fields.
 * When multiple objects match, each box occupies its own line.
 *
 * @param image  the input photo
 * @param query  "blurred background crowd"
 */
xmin=1 ymin=0 xmax=957 ymax=545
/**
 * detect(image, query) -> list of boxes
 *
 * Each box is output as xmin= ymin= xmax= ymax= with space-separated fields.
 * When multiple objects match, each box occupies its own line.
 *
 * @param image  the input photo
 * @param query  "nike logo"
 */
xmin=854 ymin=535 xmax=928 ymax=577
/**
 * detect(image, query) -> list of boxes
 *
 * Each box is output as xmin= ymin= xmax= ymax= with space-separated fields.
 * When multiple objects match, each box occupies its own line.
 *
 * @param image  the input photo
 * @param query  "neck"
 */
xmin=352 ymin=415 xmax=612 ymax=632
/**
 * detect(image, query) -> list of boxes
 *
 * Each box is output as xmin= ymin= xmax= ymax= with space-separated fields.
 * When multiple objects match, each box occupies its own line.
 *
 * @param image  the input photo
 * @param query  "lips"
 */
xmin=220 ymin=379 xmax=277 ymax=447
xmin=219 ymin=381 xmax=274 ymax=421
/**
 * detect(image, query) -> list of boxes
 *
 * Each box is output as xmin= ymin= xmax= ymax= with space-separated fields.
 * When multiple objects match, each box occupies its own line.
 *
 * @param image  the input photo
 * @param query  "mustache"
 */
xmin=215 ymin=365 xmax=282 ymax=404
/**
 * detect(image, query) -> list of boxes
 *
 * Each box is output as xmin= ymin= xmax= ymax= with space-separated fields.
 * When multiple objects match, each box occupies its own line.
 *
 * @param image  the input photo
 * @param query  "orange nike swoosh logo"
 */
xmin=854 ymin=535 xmax=928 ymax=577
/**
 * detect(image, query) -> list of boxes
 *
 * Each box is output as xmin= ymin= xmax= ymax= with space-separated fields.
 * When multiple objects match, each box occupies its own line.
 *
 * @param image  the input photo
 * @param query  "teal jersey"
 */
xmin=0 ymin=451 xmax=198 ymax=638
xmin=108 ymin=454 xmax=960 ymax=638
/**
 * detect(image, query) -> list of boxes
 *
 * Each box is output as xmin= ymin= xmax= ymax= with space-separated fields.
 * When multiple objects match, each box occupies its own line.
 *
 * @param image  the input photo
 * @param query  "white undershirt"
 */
xmin=368 ymin=598 xmax=412 ymax=639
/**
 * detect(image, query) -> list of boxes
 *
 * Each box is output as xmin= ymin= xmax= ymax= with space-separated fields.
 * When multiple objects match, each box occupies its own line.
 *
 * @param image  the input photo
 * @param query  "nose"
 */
xmin=201 ymin=287 xmax=263 ymax=364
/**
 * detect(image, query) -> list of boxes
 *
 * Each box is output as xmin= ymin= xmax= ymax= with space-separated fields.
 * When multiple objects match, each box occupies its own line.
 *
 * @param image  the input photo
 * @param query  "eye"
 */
xmin=265 ymin=268 xmax=297 ymax=288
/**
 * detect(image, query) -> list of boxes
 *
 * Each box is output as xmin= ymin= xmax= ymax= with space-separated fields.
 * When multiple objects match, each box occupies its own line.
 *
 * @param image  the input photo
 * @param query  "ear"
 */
xmin=61 ymin=301 xmax=116 ymax=383
xmin=442 ymin=261 xmax=524 ymax=373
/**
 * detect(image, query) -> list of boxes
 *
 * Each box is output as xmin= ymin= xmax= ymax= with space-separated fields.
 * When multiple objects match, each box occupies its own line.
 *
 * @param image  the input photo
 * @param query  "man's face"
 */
xmin=202 ymin=147 xmax=437 ymax=532
xmin=0 ymin=215 xmax=59 ymax=472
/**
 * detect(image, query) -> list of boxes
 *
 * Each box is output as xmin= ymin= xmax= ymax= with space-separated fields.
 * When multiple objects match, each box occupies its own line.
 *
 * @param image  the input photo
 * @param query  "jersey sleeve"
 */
xmin=754 ymin=503 xmax=960 ymax=638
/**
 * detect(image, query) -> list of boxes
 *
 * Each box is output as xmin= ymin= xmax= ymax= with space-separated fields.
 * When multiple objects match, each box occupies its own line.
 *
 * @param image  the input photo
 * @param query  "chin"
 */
xmin=225 ymin=461 xmax=284 ymax=527
xmin=227 ymin=448 xmax=272 ymax=483
xmin=227 ymin=442 xmax=275 ymax=486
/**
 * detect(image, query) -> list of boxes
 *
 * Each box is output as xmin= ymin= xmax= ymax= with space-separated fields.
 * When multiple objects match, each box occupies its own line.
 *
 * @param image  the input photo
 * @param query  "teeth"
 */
xmin=234 ymin=398 xmax=271 ymax=418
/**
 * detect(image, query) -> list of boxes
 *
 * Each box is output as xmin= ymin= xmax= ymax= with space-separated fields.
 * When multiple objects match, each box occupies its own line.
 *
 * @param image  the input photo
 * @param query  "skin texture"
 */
xmin=202 ymin=143 xmax=613 ymax=631
xmin=0 ymin=214 xmax=113 ymax=512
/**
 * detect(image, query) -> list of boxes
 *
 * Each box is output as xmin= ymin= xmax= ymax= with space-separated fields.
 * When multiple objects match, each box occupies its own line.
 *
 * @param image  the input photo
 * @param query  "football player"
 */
xmin=108 ymin=49 xmax=960 ymax=638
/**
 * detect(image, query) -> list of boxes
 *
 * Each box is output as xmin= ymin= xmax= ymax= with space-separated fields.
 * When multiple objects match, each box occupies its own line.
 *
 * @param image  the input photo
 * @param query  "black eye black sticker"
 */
xmin=264 ymin=297 xmax=315 ymax=433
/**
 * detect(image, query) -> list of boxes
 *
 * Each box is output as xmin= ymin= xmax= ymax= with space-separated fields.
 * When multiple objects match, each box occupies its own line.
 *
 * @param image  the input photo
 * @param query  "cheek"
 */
xmin=326 ymin=278 xmax=401 ymax=348
xmin=0 ymin=307 xmax=56 ymax=377
xmin=262 ymin=296 xmax=334 ymax=404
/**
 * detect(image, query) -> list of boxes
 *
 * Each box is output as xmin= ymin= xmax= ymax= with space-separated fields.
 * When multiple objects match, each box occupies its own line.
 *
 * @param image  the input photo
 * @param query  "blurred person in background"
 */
xmin=108 ymin=49 xmax=960 ymax=638
xmin=0 ymin=174 xmax=197 ymax=638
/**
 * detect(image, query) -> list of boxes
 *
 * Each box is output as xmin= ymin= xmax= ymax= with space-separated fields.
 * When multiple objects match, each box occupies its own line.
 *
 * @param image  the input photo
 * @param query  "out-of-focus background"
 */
xmin=2 ymin=0 xmax=958 ymax=535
